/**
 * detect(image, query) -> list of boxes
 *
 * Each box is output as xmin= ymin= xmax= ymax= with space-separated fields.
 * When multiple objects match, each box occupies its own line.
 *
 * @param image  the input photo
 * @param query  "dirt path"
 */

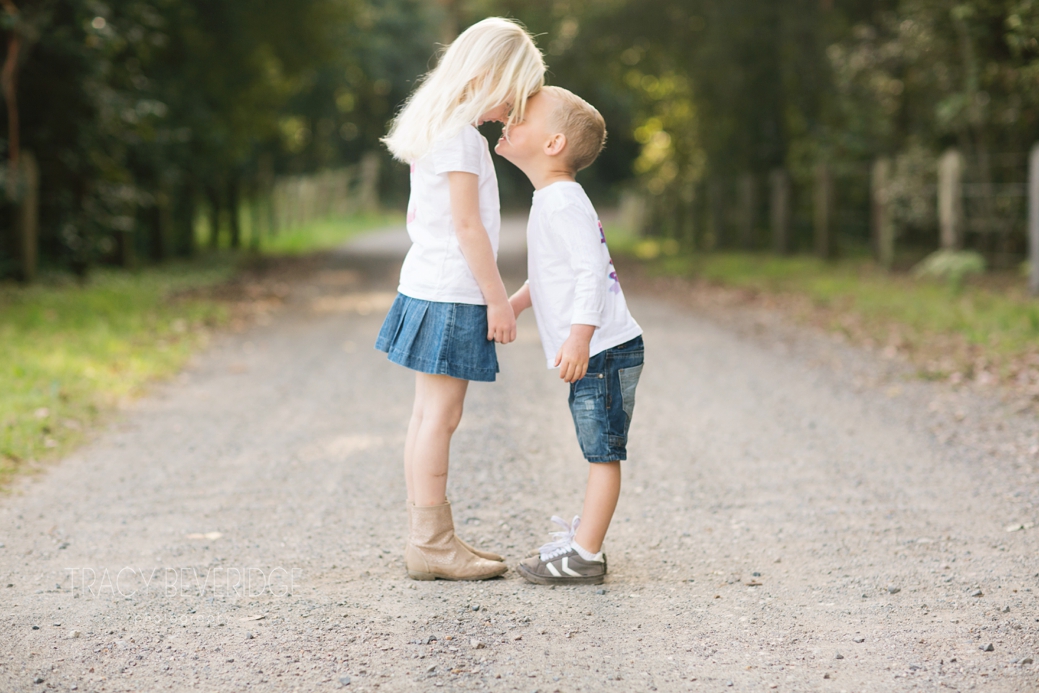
xmin=2 ymin=220 xmax=1038 ymax=692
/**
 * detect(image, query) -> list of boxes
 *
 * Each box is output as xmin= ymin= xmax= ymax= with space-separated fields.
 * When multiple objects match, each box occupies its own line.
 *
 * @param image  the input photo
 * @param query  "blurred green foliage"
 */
xmin=1 ymin=0 xmax=436 ymax=276
xmin=487 ymin=1 xmax=1039 ymax=255
xmin=3 ymin=0 xmax=1038 ymax=276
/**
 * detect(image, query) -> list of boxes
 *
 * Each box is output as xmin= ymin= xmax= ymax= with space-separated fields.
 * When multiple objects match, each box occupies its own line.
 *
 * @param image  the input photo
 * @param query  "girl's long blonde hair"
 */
xmin=382 ymin=17 xmax=545 ymax=163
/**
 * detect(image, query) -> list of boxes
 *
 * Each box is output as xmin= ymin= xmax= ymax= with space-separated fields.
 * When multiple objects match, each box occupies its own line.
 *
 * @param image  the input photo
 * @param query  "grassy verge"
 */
xmin=608 ymin=230 xmax=1039 ymax=388
xmin=252 ymin=211 xmax=401 ymax=255
xmin=0 ymin=212 xmax=401 ymax=486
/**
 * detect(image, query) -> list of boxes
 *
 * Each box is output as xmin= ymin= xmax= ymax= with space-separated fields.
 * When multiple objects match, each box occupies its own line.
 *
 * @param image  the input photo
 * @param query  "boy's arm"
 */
xmin=508 ymin=282 xmax=531 ymax=316
xmin=449 ymin=171 xmax=516 ymax=344
xmin=552 ymin=204 xmax=607 ymax=382
xmin=555 ymin=324 xmax=595 ymax=383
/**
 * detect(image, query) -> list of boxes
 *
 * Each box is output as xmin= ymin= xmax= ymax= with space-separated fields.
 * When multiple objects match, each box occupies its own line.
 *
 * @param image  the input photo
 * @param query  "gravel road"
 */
xmin=2 ymin=219 xmax=1038 ymax=693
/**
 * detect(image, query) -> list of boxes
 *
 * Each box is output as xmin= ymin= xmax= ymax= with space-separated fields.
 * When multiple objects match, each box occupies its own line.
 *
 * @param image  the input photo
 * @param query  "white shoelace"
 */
xmin=538 ymin=515 xmax=580 ymax=561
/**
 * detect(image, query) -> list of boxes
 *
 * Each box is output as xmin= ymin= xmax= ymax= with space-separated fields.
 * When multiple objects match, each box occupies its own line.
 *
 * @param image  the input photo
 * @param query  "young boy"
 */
xmin=496 ymin=86 xmax=644 ymax=585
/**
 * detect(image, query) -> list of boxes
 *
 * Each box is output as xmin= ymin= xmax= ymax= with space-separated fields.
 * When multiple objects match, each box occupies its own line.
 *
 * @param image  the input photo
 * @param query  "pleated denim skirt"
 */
xmin=375 ymin=293 xmax=499 ymax=382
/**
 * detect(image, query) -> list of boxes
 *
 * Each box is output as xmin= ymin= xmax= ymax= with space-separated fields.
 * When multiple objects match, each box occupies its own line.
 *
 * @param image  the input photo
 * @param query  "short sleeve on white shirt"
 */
xmin=396 ymin=124 xmax=501 ymax=305
xmin=430 ymin=127 xmax=483 ymax=176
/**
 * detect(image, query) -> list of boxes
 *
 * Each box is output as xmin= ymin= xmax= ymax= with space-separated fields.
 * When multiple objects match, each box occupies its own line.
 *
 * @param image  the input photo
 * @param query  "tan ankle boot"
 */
xmin=407 ymin=501 xmax=503 ymax=562
xmin=406 ymin=501 xmax=508 ymax=581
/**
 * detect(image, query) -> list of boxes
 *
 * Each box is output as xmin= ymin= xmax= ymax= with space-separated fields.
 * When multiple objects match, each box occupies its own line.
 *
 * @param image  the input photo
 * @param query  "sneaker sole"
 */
xmin=516 ymin=562 xmax=604 ymax=586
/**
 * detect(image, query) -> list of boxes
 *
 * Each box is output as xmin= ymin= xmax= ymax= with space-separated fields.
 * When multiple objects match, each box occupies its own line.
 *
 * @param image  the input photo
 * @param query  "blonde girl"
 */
xmin=376 ymin=18 xmax=544 ymax=580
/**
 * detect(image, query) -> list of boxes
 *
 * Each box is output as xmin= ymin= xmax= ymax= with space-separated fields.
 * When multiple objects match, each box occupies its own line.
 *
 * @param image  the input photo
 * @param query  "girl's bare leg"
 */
xmin=405 ymin=372 xmax=469 ymax=507
xmin=403 ymin=376 xmax=424 ymax=503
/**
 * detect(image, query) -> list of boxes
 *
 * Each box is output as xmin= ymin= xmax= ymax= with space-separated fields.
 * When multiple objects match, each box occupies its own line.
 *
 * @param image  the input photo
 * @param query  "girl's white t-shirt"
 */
xmin=398 ymin=125 xmax=500 ymax=305
xmin=526 ymin=181 xmax=642 ymax=368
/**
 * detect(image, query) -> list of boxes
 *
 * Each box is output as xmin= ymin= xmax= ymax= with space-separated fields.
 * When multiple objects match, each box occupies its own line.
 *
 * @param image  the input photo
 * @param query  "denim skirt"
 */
xmin=375 ymin=293 xmax=499 ymax=382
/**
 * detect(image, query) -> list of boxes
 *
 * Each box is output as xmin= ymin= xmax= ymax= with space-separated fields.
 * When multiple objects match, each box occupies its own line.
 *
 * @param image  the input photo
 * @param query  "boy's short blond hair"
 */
xmin=542 ymin=86 xmax=606 ymax=172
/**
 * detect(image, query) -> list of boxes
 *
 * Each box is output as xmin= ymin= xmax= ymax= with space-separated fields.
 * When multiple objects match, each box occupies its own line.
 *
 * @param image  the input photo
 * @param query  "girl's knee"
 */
xmin=425 ymin=407 xmax=463 ymax=435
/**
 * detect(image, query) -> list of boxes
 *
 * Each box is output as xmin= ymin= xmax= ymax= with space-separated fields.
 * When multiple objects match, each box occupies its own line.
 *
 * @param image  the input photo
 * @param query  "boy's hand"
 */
xmin=508 ymin=283 xmax=531 ymax=317
xmin=508 ymin=294 xmax=524 ymax=318
xmin=554 ymin=324 xmax=595 ymax=382
xmin=487 ymin=299 xmax=517 ymax=344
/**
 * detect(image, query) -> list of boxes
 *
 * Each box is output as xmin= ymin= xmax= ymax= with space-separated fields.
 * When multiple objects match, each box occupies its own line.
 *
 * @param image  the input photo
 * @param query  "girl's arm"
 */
xmin=448 ymin=171 xmax=516 ymax=344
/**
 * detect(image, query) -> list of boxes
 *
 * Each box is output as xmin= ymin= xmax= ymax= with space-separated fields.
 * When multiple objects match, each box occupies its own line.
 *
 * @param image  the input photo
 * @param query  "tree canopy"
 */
xmin=3 ymin=0 xmax=1038 ymax=276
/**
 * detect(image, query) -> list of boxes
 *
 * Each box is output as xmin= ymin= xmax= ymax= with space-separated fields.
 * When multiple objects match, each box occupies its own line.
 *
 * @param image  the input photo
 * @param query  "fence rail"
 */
xmin=269 ymin=152 xmax=380 ymax=234
xmin=635 ymin=142 xmax=1039 ymax=295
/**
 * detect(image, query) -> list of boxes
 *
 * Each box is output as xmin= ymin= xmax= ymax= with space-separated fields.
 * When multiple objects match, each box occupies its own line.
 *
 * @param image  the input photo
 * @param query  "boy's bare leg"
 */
xmin=405 ymin=372 xmax=469 ymax=507
xmin=573 ymin=461 xmax=621 ymax=553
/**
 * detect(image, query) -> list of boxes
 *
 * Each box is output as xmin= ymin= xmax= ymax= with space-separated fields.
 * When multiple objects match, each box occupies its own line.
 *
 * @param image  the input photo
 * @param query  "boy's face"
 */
xmin=494 ymin=90 xmax=555 ymax=167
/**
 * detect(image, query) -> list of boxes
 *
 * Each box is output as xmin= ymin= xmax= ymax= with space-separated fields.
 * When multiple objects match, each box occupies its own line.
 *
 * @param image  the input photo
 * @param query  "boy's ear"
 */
xmin=543 ymin=133 xmax=567 ymax=157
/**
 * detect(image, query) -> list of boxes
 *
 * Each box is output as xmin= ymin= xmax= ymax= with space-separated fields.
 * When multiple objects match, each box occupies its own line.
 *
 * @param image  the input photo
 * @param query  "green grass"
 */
xmin=607 ymin=229 xmax=1039 ymax=378
xmin=254 ymin=211 xmax=402 ymax=255
xmin=0 ymin=212 xmax=401 ymax=486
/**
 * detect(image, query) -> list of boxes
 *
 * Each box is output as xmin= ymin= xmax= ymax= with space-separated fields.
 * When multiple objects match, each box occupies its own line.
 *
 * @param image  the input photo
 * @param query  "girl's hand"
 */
xmin=487 ymin=299 xmax=517 ymax=344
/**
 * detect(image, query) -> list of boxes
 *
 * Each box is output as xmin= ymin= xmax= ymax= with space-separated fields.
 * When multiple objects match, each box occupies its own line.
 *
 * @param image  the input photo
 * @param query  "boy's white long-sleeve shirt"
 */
xmin=526 ymin=181 xmax=642 ymax=368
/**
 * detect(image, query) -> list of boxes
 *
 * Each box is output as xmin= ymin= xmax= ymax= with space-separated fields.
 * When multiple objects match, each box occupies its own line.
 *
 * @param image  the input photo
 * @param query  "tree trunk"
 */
xmin=15 ymin=149 xmax=36 ymax=281
xmin=149 ymin=178 xmax=173 ymax=263
xmin=1 ymin=1 xmax=21 ymax=172
xmin=708 ymin=180 xmax=723 ymax=250
xmin=1028 ymin=143 xmax=1039 ymax=296
xmin=206 ymin=184 xmax=222 ymax=250
xmin=174 ymin=181 xmax=197 ymax=258
xmin=228 ymin=178 xmax=241 ymax=249
xmin=738 ymin=172 xmax=755 ymax=249
xmin=683 ymin=180 xmax=698 ymax=251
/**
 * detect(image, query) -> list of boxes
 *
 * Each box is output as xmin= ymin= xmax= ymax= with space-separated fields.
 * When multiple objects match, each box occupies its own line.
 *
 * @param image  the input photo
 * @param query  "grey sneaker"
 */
xmin=516 ymin=515 xmax=606 ymax=585
xmin=517 ymin=545 xmax=606 ymax=585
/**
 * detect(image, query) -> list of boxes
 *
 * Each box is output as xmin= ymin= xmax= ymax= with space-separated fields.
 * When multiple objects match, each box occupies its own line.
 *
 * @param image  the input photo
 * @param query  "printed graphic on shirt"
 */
xmin=598 ymin=220 xmax=622 ymax=294
xmin=608 ymin=262 xmax=621 ymax=294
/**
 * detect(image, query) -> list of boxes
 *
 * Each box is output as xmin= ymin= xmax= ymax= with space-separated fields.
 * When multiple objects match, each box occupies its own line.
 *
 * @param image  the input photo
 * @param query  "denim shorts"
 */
xmin=568 ymin=335 xmax=644 ymax=462
xmin=375 ymin=293 xmax=499 ymax=382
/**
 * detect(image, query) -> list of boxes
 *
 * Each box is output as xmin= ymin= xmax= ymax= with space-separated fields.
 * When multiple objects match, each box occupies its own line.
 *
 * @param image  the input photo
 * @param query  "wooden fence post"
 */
xmin=256 ymin=152 xmax=274 ymax=240
xmin=1029 ymin=142 xmax=1039 ymax=296
xmin=769 ymin=168 xmax=789 ymax=254
xmin=738 ymin=172 xmax=755 ymax=249
xmin=15 ymin=150 xmax=39 ymax=282
xmin=814 ymin=161 xmax=833 ymax=259
xmin=938 ymin=148 xmax=965 ymax=250
xmin=358 ymin=152 xmax=380 ymax=213
xmin=871 ymin=157 xmax=894 ymax=269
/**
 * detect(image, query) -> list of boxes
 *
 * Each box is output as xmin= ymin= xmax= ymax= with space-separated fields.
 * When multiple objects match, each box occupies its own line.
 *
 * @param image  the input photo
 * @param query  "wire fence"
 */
xmin=634 ymin=145 xmax=1039 ymax=282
